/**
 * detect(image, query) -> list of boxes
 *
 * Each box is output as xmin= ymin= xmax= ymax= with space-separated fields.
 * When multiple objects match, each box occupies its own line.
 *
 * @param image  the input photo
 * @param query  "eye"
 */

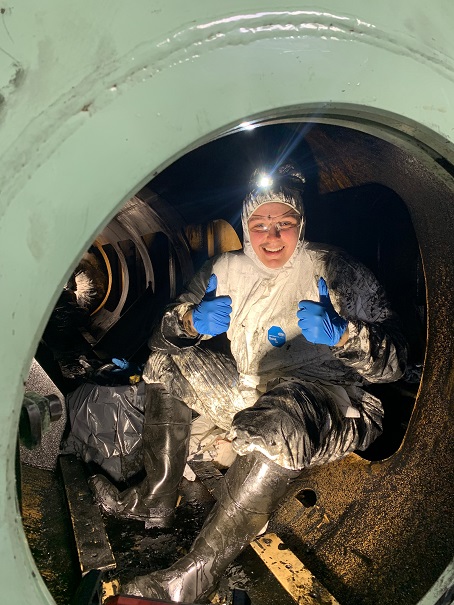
xmin=250 ymin=223 xmax=267 ymax=232
xmin=277 ymin=221 xmax=297 ymax=230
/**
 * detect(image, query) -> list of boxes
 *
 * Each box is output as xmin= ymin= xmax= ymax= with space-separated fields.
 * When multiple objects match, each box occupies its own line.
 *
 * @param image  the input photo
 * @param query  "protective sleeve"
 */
xmin=325 ymin=251 xmax=408 ymax=384
xmin=147 ymin=259 xmax=216 ymax=354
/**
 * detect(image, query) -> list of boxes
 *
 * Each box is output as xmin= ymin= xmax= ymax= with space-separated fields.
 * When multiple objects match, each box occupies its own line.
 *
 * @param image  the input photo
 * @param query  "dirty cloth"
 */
xmin=143 ymin=241 xmax=407 ymax=471
xmin=183 ymin=414 xmax=237 ymax=481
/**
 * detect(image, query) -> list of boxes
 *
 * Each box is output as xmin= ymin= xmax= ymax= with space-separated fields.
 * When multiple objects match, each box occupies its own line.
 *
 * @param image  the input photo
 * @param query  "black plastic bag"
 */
xmin=62 ymin=381 xmax=145 ymax=482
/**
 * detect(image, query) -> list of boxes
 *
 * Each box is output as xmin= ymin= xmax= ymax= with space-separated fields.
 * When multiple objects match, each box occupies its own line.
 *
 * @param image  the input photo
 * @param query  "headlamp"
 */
xmin=257 ymin=173 xmax=273 ymax=189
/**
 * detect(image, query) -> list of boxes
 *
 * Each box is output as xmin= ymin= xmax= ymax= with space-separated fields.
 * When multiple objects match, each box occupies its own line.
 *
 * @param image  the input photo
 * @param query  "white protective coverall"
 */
xmin=143 ymin=189 xmax=407 ymax=471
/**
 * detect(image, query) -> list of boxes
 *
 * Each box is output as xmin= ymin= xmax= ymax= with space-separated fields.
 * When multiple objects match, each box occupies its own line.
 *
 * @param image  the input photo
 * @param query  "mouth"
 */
xmin=263 ymin=246 xmax=284 ymax=253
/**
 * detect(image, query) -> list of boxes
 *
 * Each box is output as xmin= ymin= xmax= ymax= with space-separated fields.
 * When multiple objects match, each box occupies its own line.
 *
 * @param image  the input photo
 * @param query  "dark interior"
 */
xmin=36 ymin=122 xmax=425 ymax=462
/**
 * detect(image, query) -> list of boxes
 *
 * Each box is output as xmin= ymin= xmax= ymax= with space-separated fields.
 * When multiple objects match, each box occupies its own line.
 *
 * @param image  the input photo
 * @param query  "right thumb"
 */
xmin=203 ymin=274 xmax=217 ymax=300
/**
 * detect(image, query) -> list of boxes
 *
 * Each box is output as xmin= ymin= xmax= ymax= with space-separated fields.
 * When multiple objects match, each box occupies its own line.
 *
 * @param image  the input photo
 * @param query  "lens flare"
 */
xmin=257 ymin=174 xmax=273 ymax=188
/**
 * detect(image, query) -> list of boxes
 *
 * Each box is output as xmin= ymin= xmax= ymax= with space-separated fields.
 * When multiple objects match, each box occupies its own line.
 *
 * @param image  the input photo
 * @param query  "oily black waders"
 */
xmin=123 ymin=451 xmax=299 ymax=603
xmin=89 ymin=382 xmax=191 ymax=527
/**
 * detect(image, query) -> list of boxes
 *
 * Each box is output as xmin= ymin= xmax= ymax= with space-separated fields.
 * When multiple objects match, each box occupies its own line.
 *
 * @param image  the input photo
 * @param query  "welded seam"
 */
xmin=1 ymin=10 xmax=453 ymax=216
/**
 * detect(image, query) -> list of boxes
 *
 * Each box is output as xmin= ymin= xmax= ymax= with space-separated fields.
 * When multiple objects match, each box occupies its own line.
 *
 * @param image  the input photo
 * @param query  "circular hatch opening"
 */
xmin=20 ymin=118 xmax=440 ymax=604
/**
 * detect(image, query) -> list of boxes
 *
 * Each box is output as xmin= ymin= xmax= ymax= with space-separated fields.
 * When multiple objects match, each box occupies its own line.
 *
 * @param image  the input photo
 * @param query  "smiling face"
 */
xmin=248 ymin=202 xmax=301 ymax=269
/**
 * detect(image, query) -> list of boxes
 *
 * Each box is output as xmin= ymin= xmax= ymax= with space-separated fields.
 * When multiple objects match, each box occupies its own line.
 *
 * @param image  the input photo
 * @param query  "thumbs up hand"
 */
xmin=297 ymin=277 xmax=348 ymax=346
xmin=192 ymin=274 xmax=232 ymax=336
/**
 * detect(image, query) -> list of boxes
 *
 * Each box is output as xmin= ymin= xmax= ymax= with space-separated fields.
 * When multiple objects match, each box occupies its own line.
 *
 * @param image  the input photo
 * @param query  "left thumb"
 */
xmin=318 ymin=277 xmax=331 ymax=305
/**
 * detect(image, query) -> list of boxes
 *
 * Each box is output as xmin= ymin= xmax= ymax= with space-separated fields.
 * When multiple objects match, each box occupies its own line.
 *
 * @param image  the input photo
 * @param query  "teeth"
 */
xmin=264 ymin=247 xmax=283 ymax=252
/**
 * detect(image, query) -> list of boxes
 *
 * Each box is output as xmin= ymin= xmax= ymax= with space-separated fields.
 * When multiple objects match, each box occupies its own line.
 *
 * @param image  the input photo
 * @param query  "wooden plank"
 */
xmin=59 ymin=455 xmax=116 ymax=575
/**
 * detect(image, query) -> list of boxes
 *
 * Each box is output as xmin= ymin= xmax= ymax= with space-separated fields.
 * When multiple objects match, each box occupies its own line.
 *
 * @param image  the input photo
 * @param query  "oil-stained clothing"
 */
xmin=143 ymin=241 xmax=407 ymax=471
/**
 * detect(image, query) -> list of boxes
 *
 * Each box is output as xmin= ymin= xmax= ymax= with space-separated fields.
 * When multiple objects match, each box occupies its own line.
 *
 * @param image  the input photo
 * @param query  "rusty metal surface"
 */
xmin=20 ymin=463 xmax=80 ymax=605
xmin=270 ymin=127 xmax=454 ymax=605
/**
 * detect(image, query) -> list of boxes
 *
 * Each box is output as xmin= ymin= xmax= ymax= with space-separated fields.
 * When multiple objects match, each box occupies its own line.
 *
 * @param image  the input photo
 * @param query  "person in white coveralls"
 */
xmin=90 ymin=161 xmax=407 ymax=603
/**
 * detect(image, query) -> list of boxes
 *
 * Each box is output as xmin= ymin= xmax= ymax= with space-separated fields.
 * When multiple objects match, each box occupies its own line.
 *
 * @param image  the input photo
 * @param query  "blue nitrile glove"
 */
xmin=192 ymin=274 xmax=232 ymax=336
xmin=112 ymin=357 xmax=129 ymax=371
xmin=297 ymin=277 xmax=348 ymax=346
xmin=111 ymin=357 xmax=142 ymax=375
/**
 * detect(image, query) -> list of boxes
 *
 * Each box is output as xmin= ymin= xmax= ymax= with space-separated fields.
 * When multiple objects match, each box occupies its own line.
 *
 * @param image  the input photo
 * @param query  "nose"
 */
xmin=267 ymin=224 xmax=281 ymax=237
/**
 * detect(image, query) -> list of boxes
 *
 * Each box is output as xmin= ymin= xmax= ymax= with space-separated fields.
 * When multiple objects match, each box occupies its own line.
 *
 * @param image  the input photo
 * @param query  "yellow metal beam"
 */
xmin=251 ymin=533 xmax=340 ymax=605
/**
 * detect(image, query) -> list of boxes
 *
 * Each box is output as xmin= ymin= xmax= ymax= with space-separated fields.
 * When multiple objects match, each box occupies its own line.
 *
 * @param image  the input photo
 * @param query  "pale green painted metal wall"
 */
xmin=0 ymin=2 xmax=453 ymax=603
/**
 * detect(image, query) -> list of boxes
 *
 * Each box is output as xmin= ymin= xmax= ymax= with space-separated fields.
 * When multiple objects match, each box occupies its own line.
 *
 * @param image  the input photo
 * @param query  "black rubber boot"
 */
xmin=122 ymin=451 xmax=300 ymax=602
xmin=89 ymin=383 xmax=191 ymax=527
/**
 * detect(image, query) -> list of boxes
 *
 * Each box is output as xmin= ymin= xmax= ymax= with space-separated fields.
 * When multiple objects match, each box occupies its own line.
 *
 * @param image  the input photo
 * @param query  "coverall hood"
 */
xmin=241 ymin=164 xmax=306 ymax=273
